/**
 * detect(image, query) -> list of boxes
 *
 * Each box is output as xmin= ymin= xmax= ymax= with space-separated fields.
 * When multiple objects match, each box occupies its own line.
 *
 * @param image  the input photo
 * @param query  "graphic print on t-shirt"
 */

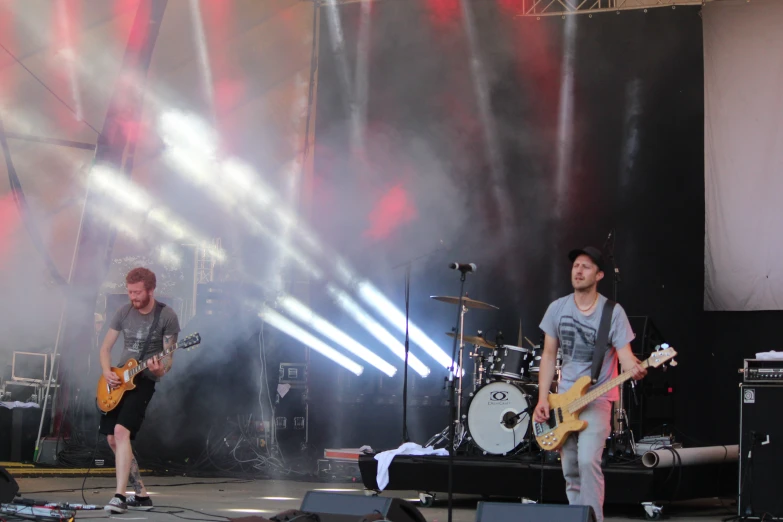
xmin=128 ymin=325 xmax=150 ymax=354
xmin=558 ymin=315 xmax=597 ymax=363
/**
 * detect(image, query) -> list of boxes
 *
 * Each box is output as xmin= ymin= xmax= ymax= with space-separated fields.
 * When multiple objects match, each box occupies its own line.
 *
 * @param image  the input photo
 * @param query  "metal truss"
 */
xmin=317 ymin=0 xmax=709 ymax=13
xmin=519 ymin=0 xmax=710 ymax=17
xmin=195 ymin=238 xmax=222 ymax=285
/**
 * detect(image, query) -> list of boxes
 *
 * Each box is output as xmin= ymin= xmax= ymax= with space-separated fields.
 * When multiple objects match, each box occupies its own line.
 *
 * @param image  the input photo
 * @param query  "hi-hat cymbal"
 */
xmin=445 ymin=332 xmax=495 ymax=349
xmin=430 ymin=295 xmax=499 ymax=310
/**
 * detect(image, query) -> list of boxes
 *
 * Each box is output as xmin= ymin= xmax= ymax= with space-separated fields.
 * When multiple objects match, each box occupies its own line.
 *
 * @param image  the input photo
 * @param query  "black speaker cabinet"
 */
xmin=0 ymin=466 xmax=19 ymax=503
xmin=299 ymin=491 xmax=426 ymax=522
xmin=476 ymin=502 xmax=596 ymax=522
xmin=739 ymin=384 xmax=783 ymax=519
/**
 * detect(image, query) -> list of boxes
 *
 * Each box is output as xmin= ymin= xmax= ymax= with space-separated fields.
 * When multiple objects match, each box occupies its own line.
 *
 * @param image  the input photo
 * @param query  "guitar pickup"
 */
xmin=557 ymin=408 xmax=564 ymax=424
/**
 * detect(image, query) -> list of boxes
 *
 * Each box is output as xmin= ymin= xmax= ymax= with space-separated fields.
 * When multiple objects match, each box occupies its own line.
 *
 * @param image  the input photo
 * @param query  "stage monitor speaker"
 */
xmin=476 ymin=502 xmax=596 ymax=522
xmin=0 ymin=466 xmax=19 ymax=503
xmin=739 ymin=384 xmax=783 ymax=519
xmin=299 ymin=491 xmax=427 ymax=522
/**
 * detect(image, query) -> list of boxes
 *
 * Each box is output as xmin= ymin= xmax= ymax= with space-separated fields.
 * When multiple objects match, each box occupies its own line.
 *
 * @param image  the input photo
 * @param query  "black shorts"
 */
xmin=99 ymin=377 xmax=156 ymax=440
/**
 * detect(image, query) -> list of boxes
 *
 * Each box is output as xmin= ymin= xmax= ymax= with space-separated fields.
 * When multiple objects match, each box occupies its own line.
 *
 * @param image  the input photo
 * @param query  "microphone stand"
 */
xmin=608 ymin=229 xmax=620 ymax=303
xmin=402 ymin=262 xmax=411 ymax=443
xmin=392 ymin=242 xmax=446 ymax=444
xmin=607 ymin=231 xmax=636 ymax=457
xmin=446 ymin=271 xmax=468 ymax=522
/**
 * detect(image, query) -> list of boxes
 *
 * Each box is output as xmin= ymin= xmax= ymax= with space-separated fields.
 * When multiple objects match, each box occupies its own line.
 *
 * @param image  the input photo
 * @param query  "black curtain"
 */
xmin=312 ymin=3 xmax=714 ymax=450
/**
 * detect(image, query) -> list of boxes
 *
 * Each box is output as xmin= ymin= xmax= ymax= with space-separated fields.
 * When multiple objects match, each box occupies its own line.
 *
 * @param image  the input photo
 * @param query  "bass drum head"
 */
xmin=467 ymin=381 xmax=530 ymax=455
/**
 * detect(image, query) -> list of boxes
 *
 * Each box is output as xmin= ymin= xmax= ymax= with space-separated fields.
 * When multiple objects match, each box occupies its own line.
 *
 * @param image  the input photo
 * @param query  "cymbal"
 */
xmin=445 ymin=332 xmax=495 ymax=349
xmin=430 ymin=295 xmax=499 ymax=310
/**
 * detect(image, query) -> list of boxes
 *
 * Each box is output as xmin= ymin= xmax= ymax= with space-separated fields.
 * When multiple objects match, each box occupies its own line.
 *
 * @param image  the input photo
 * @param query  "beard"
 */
xmin=131 ymin=295 xmax=151 ymax=309
xmin=572 ymin=278 xmax=595 ymax=292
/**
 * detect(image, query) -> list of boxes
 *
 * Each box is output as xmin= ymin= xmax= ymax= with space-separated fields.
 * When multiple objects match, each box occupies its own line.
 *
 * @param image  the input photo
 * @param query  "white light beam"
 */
xmin=260 ymin=306 xmax=364 ymax=376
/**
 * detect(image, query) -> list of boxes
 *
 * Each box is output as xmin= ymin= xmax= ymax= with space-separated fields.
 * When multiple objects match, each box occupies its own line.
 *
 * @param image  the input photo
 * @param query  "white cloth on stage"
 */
xmin=374 ymin=442 xmax=448 ymax=490
xmin=0 ymin=401 xmax=40 ymax=409
xmin=756 ymin=351 xmax=783 ymax=360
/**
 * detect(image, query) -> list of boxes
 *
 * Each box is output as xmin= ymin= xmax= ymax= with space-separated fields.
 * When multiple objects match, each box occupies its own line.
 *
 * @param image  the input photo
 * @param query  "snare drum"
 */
xmin=488 ymin=345 xmax=531 ymax=381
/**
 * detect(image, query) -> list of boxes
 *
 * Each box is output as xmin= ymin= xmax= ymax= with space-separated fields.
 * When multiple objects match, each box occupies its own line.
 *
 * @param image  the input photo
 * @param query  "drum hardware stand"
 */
xmin=455 ymin=302 xmax=469 ymax=430
xmin=445 ymin=270 xmax=470 ymax=522
xmin=609 ymin=398 xmax=637 ymax=458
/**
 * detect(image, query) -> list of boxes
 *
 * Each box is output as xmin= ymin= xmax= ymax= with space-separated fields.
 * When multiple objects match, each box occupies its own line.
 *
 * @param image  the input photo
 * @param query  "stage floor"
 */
xmin=9 ymin=476 xmax=735 ymax=522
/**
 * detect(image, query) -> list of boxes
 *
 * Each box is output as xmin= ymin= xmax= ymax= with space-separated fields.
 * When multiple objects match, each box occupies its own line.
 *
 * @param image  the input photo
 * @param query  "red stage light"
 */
xmin=497 ymin=0 xmax=524 ymax=14
xmin=0 ymin=193 xmax=21 ymax=266
xmin=426 ymin=0 xmax=461 ymax=26
xmin=364 ymin=184 xmax=417 ymax=240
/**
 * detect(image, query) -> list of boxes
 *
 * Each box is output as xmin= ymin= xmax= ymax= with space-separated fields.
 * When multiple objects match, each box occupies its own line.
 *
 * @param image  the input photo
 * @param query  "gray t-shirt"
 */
xmin=538 ymin=293 xmax=634 ymax=402
xmin=109 ymin=302 xmax=180 ymax=381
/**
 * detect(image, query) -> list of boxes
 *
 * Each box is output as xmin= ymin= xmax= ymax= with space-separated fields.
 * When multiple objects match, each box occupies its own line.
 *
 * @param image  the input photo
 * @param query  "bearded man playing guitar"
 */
xmin=533 ymin=247 xmax=646 ymax=522
xmin=98 ymin=267 xmax=180 ymax=513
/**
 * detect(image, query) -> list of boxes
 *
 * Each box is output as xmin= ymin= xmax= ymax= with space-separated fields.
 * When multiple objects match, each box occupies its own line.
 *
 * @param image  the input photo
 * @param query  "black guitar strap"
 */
xmin=137 ymin=301 xmax=165 ymax=366
xmin=591 ymin=299 xmax=616 ymax=384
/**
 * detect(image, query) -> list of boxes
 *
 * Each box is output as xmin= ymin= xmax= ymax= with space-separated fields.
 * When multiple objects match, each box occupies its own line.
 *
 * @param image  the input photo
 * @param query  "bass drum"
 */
xmin=466 ymin=381 xmax=531 ymax=455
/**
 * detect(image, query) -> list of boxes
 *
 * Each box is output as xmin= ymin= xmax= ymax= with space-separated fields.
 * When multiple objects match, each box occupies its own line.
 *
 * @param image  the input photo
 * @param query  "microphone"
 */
xmin=449 ymin=262 xmax=477 ymax=273
xmin=501 ymin=408 xmax=531 ymax=428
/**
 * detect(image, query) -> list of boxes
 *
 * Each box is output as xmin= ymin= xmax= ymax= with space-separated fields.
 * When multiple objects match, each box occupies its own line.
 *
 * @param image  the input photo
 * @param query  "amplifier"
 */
xmin=739 ymin=359 xmax=783 ymax=382
xmin=739 ymin=384 xmax=783 ymax=519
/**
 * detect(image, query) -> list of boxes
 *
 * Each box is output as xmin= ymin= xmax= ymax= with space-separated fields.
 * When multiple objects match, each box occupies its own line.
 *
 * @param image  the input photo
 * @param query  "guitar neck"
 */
xmin=129 ymin=344 xmax=176 ymax=377
xmin=567 ymin=359 xmax=651 ymax=413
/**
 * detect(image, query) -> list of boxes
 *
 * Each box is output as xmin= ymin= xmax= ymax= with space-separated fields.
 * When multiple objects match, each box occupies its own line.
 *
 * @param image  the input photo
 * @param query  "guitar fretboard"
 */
xmin=128 ymin=344 xmax=177 ymax=377
xmin=567 ymin=359 xmax=651 ymax=414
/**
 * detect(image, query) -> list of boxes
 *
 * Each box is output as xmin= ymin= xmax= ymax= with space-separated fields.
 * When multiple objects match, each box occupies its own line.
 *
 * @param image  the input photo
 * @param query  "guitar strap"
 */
xmin=591 ymin=299 xmax=616 ymax=384
xmin=137 ymin=301 xmax=165 ymax=368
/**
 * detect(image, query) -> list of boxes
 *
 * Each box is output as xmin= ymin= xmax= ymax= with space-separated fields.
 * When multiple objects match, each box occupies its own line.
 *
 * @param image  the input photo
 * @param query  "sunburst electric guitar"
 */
xmin=533 ymin=345 xmax=677 ymax=451
xmin=96 ymin=333 xmax=201 ymax=413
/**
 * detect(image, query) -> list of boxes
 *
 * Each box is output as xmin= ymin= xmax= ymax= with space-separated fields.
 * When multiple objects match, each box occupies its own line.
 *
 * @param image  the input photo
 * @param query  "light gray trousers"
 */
xmin=559 ymin=398 xmax=612 ymax=522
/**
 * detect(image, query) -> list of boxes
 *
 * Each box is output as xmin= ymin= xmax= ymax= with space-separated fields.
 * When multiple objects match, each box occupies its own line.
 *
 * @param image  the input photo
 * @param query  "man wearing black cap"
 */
xmin=533 ymin=246 xmax=646 ymax=522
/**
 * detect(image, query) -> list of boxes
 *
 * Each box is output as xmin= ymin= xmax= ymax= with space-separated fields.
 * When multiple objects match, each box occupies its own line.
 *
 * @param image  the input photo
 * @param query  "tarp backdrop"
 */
xmin=704 ymin=0 xmax=783 ymax=311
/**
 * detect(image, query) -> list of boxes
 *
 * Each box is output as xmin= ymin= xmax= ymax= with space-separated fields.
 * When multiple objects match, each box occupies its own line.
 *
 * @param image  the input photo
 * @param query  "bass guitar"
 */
xmin=96 ymin=333 xmax=201 ymax=413
xmin=533 ymin=344 xmax=677 ymax=451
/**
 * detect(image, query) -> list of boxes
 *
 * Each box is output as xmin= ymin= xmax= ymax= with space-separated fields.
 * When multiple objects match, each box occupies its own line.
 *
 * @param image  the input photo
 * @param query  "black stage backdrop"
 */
xmin=309 ymin=3 xmax=743 ymax=451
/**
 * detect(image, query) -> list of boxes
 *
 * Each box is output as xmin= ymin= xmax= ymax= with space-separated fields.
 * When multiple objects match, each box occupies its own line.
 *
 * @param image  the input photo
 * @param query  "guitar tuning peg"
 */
xmin=662 ymin=343 xmax=669 ymax=349
xmin=669 ymin=359 xmax=678 ymax=367
xmin=655 ymin=345 xmax=661 ymax=351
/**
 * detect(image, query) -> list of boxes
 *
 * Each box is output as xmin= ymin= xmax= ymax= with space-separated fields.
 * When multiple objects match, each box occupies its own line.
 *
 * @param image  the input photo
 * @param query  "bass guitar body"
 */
xmin=96 ymin=360 xmax=141 ymax=413
xmin=533 ymin=375 xmax=592 ymax=451
xmin=532 ymin=345 xmax=677 ymax=451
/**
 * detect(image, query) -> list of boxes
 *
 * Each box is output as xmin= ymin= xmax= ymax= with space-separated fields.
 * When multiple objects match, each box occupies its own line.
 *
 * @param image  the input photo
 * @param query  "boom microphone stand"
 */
xmin=607 ymin=230 xmax=619 ymax=304
xmin=606 ymin=230 xmax=636 ymax=457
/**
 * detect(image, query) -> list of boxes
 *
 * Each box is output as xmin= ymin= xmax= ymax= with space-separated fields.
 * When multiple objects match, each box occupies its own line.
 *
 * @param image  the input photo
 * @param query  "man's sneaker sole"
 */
xmin=128 ymin=505 xmax=153 ymax=511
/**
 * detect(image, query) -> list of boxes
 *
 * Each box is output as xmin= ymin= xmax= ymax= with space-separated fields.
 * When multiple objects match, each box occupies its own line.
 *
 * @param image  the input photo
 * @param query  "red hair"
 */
xmin=126 ymin=267 xmax=156 ymax=291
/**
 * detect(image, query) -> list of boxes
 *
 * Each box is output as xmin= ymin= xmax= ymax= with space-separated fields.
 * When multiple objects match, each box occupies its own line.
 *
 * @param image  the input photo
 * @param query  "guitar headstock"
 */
xmin=178 ymin=333 xmax=202 ymax=350
xmin=647 ymin=344 xmax=677 ymax=369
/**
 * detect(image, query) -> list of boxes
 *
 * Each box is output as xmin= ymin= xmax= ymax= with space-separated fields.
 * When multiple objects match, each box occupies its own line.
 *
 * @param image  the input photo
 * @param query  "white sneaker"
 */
xmin=104 ymin=496 xmax=127 ymax=514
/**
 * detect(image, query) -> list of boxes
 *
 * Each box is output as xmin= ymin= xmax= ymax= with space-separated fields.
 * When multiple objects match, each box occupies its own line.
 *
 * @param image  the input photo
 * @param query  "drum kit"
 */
xmin=426 ymin=294 xmax=562 ymax=457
